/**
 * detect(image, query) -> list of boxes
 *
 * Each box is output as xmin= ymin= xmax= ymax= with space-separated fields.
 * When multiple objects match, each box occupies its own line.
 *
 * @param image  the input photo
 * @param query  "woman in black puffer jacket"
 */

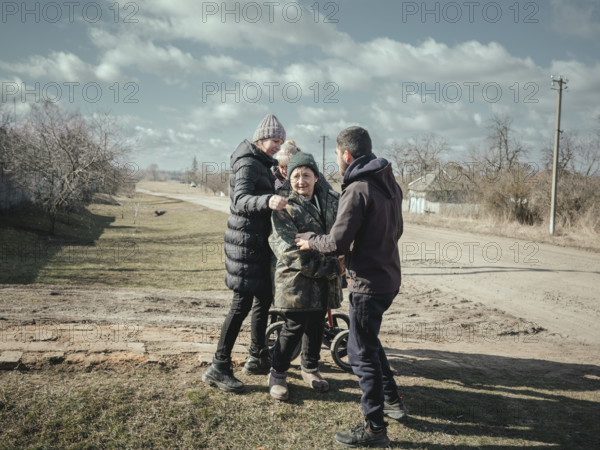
xmin=203 ymin=114 xmax=288 ymax=393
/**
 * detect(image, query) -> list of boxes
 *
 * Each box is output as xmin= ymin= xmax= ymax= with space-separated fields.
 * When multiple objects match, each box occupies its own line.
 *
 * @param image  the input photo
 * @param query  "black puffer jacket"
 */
xmin=224 ymin=140 xmax=277 ymax=293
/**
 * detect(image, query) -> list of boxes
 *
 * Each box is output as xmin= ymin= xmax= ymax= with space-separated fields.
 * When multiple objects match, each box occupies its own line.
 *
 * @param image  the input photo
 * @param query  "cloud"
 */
xmin=0 ymin=52 xmax=96 ymax=81
xmin=296 ymin=106 xmax=348 ymax=123
xmin=185 ymin=100 xmax=269 ymax=135
xmin=132 ymin=124 xmax=211 ymax=167
xmin=331 ymin=38 xmax=540 ymax=85
xmin=0 ymin=34 xmax=201 ymax=86
xmin=287 ymin=106 xmax=351 ymax=158
xmin=129 ymin=0 xmax=352 ymax=54
xmin=201 ymin=55 xmax=248 ymax=75
xmin=89 ymin=29 xmax=201 ymax=83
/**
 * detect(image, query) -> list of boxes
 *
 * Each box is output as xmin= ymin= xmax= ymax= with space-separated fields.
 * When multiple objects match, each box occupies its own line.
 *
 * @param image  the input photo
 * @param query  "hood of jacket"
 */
xmin=231 ymin=139 xmax=276 ymax=168
xmin=342 ymin=152 xmax=398 ymax=199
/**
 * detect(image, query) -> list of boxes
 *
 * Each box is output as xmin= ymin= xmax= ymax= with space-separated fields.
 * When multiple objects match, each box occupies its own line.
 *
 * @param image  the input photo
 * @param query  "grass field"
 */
xmin=0 ymin=193 xmax=228 ymax=290
xmin=1 ymin=193 xmax=599 ymax=448
xmin=1 ymin=355 xmax=598 ymax=448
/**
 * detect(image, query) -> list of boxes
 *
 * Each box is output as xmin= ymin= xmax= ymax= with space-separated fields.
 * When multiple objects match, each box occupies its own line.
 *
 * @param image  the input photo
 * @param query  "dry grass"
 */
xmin=0 ymin=192 xmax=228 ymax=289
xmin=405 ymin=210 xmax=600 ymax=253
xmin=1 ymin=359 xmax=598 ymax=449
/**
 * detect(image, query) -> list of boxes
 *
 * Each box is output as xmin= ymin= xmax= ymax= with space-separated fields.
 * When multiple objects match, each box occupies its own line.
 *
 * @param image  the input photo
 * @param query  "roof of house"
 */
xmin=408 ymin=166 xmax=472 ymax=192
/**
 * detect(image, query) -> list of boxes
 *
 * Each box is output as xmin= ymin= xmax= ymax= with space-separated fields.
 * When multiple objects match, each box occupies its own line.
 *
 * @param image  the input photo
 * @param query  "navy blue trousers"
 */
xmin=347 ymin=290 xmax=400 ymax=426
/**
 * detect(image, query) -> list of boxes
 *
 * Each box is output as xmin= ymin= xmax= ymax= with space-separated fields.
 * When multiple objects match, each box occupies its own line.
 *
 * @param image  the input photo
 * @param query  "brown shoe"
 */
xmin=301 ymin=370 xmax=329 ymax=393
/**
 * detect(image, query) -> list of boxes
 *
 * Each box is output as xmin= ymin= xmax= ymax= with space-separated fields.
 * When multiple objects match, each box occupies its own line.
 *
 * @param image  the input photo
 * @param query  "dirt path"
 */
xmin=1 ymin=188 xmax=599 ymax=374
xmin=135 ymin=188 xmax=231 ymax=214
xmin=402 ymin=224 xmax=600 ymax=344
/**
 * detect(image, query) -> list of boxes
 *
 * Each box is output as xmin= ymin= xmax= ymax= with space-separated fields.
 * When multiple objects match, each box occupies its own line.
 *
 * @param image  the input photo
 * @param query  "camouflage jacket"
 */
xmin=269 ymin=182 xmax=343 ymax=312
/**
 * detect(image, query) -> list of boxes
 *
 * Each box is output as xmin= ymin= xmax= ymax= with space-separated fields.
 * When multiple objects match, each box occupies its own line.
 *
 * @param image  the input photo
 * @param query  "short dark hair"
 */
xmin=336 ymin=126 xmax=372 ymax=158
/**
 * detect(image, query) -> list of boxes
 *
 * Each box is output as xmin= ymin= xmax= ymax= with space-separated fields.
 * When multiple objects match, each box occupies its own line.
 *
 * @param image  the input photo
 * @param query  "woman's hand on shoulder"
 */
xmin=269 ymin=194 xmax=288 ymax=210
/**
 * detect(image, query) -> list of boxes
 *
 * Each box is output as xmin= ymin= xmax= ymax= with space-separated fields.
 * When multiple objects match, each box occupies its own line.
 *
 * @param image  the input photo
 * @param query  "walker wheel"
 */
xmin=331 ymin=329 xmax=351 ymax=372
xmin=265 ymin=321 xmax=301 ymax=362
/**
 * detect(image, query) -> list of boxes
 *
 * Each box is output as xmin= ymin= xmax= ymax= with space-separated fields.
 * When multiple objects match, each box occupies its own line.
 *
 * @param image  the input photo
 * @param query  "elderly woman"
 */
xmin=274 ymin=140 xmax=334 ymax=192
xmin=267 ymin=152 xmax=343 ymax=401
xmin=273 ymin=140 xmax=299 ymax=189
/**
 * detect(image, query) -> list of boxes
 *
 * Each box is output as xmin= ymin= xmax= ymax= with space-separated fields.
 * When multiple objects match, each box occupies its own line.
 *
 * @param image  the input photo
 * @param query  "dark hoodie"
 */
xmin=224 ymin=140 xmax=277 ymax=293
xmin=308 ymin=153 xmax=404 ymax=294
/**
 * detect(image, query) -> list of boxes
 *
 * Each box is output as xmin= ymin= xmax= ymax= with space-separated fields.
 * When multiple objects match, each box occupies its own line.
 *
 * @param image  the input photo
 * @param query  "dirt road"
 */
xmin=402 ymin=224 xmax=600 ymax=344
xmin=136 ymin=188 xmax=600 ymax=346
xmin=1 ymin=189 xmax=599 ymax=373
xmin=135 ymin=188 xmax=231 ymax=214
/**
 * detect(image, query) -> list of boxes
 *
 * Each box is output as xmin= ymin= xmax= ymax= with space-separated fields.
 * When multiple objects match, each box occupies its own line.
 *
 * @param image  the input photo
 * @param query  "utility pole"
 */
xmin=549 ymin=75 xmax=568 ymax=235
xmin=319 ymin=135 xmax=328 ymax=173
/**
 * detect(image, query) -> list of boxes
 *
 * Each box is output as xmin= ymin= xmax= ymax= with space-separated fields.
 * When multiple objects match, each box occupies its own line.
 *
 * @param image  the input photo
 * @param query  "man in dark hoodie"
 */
xmin=296 ymin=126 xmax=406 ymax=448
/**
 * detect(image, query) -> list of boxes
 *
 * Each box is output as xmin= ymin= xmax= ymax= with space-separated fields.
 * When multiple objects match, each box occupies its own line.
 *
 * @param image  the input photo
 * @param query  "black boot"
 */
xmin=242 ymin=346 xmax=271 ymax=375
xmin=202 ymin=356 xmax=244 ymax=393
xmin=334 ymin=420 xmax=390 ymax=448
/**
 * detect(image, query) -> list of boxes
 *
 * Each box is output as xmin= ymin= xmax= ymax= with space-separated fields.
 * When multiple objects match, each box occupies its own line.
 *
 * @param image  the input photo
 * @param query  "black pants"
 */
xmin=215 ymin=289 xmax=272 ymax=361
xmin=347 ymin=290 xmax=400 ymax=427
xmin=272 ymin=310 xmax=325 ymax=373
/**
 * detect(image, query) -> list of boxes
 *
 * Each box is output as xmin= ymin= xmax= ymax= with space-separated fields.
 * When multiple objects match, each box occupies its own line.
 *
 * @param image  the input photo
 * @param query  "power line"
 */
xmin=318 ymin=135 xmax=328 ymax=172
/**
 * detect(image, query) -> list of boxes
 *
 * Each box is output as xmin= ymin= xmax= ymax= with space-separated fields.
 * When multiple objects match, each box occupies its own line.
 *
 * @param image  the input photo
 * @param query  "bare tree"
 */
xmin=205 ymin=170 xmax=228 ymax=195
xmin=542 ymin=130 xmax=579 ymax=174
xmin=484 ymin=114 xmax=525 ymax=171
xmin=541 ymin=125 xmax=600 ymax=178
xmin=577 ymin=130 xmax=600 ymax=178
xmin=88 ymin=111 xmax=135 ymax=194
xmin=1 ymin=102 xmax=130 ymax=232
xmin=191 ymin=156 xmax=199 ymax=184
xmin=147 ymin=164 xmax=160 ymax=181
xmin=412 ymin=133 xmax=448 ymax=172
xmin=385 ymin=132 xmax=448 ymax=182
xmin=385 ymin=141 xmax=412 ymax=181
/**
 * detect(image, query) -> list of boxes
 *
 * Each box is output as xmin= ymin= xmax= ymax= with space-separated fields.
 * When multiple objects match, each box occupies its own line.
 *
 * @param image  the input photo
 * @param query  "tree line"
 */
xmin=0 ymin=102 xmax=134 ymax=232
xmin=386 ymin=114 xmax=600 ymax=229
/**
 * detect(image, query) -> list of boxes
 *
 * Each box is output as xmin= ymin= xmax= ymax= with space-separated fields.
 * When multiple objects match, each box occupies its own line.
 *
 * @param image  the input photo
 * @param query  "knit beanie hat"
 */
xmin=276 ymin=140 xmax=300 ymax=164
xmin=287 ymin=152 xmax=320 ymax=178
xmin=253 ymin=114 xmax=286 ymax=143
xmin=281 ymin=140 xmax=300 ymax=155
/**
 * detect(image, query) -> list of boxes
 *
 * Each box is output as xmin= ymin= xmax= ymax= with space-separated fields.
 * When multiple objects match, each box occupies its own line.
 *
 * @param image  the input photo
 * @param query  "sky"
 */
xmin=1 ymin=0 xmax=599 ymax=176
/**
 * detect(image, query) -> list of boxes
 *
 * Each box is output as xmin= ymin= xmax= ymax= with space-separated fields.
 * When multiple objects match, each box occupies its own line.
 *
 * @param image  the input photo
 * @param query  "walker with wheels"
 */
xmin=265 ymin=310 xmax=352 ymax=372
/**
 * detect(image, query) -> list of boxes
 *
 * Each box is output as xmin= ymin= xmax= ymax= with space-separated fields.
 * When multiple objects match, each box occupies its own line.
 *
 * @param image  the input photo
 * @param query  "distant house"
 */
xmin=406 ymin=166 xmax=477 ymax=214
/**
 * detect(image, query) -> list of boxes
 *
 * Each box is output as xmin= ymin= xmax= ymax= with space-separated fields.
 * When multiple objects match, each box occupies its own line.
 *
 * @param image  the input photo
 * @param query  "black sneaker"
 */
xmin=334 ymin=421 xmax=390 ymax=448
xmin=202 ymin=357 xmax=244 ymax=393
xmin=384 ymin=396 xmax=408 ymax=421
xmin=242 ymin=347 xmax=271 ymax=375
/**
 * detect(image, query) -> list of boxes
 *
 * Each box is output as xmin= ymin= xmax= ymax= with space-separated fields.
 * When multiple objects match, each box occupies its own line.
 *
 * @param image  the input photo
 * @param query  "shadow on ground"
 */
xmin=0 ymin=203 xmax=115 ymax=284
xmin=383 ymin=348 xmax=600 ymax=449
